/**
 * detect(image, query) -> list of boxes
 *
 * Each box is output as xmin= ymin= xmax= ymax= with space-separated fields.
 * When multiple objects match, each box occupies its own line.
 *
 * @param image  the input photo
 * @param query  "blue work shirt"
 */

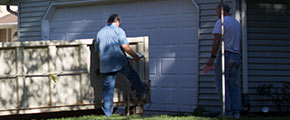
xmin=212 ymin=16 xmax=241 ymax=55
xmin=95 ymin=24 xmax=129 ymax=73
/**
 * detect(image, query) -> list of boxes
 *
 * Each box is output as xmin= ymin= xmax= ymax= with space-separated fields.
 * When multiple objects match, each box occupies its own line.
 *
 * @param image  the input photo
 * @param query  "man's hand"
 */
xmin=203 ymin=57 xmax=215 ymax=74
xmin=203 ymin=33 xmax=220 ymax=74
xmin=121 ymin=44 xmax=139 ymax=61
xmin=133 ymin=56 xmax=140 ymax=61
xmin=206 ymin=57 xmax=215 ymax=66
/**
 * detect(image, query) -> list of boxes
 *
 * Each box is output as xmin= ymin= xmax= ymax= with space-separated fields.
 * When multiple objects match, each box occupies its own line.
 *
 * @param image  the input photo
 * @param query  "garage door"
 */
xmin=49 ymin=0 xmax=199 ymax=112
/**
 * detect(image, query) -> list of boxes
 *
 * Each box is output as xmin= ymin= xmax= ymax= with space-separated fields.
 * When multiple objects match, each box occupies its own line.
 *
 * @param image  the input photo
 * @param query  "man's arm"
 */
xmin=206 ymin=34 xmax=221 ymax=66
xmin=121 ymin=44 xmax=139 ymax=61
xmin=117 ymin=28 xmax=139 ymax=61
xmin=211 ymin=34 xmax=221 ymax=57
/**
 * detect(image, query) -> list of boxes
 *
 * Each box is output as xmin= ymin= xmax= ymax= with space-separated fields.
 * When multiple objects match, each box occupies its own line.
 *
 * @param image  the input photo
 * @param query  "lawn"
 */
xmin=46 ymin=114 xmax=290 ymax=120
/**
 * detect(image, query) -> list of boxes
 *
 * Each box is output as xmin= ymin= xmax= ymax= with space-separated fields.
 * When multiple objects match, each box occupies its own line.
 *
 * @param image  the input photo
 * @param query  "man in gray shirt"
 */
xmin=205 ymin=4 xmax=241 ymax=119
xmin=95 ymin=14 xmax=146 ymax=117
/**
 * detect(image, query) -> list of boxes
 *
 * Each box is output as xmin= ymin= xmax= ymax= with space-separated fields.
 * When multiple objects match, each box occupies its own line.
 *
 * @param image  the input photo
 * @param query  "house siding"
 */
xmin=197 ymin=0 xmax=234 ymax=112
xmin=247 ymin=0 xmax=290 ymax=112
xmin=19 ymin=0 xmax=200 ymax=112
xmin=19 ymin=0 xmax=149 ymax=41
xmin=196 ymin=0 xmax=290 ymax=113
xmin=19 ymin=0 xmax=87 ymax=41
xmin=19 ymin=0 xmax=240 ymax=112
xmin=17 ymin=0 xmax=290 ymax=113
xmin=19 ymin=1 xmax=48 ymax=41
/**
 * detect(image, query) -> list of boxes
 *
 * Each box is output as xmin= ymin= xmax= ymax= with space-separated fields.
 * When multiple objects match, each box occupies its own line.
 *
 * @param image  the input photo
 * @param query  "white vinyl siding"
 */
xmin=247 ymin=0 xmax=290 ymax=112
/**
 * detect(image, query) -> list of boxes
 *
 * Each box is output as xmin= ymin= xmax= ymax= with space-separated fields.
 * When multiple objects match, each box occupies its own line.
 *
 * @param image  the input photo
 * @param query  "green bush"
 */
xmin=256 ymin=82 xmax=290 ymax=112
xmin=193 ymin=106 xmax=208 ymax=116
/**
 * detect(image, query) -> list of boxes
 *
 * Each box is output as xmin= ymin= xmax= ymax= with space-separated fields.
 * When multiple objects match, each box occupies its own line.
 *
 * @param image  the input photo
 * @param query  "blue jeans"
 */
xmin=216 ymin=51 xmax=241 ymax=116
xmin=101 ymin=63 xmax=146 ymax=116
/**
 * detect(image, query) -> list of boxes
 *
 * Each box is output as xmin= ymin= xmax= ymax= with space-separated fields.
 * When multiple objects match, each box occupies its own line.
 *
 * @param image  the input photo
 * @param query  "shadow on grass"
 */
xmin=0 ymin=109 xmax=104 ymax=120
xmin=1 ymin=110 xmax=290 ymax=120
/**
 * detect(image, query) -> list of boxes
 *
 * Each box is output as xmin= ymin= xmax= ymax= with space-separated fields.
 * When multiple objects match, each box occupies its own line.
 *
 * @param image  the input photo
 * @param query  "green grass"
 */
xmin=46 ymin=114 xmax=290 ymax=120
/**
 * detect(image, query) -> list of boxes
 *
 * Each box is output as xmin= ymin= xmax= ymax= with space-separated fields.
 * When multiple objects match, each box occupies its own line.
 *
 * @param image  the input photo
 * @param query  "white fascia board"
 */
xmin=0 ymin=22 xmax=17 ymax=28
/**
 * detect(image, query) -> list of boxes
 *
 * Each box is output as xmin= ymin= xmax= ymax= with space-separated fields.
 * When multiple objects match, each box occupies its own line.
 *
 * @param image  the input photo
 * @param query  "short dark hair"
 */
xmin=107 ymin=14 xmax=121 ymax=24
xmin=217 ymin=4 xmax=230 ymax=13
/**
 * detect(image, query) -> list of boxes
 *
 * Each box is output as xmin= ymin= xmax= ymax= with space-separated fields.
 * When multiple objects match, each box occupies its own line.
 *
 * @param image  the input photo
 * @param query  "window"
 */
xmin=0 ymin=28 xmax=16 ymax=42
xmin=0 ymin=29 xmax=7 ymax=42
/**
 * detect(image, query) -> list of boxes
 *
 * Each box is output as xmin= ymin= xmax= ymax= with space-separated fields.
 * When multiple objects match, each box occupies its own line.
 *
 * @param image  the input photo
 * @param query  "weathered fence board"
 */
xmin=0 ymin=36 xmax=149 ymax=115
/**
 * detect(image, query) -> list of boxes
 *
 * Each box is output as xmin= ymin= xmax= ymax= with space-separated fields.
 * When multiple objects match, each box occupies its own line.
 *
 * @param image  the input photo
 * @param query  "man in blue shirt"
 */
xmin=205 ymin=4 xmax=241 ymax=119
xmin=95 ymin=14 xmax=146 ymax=117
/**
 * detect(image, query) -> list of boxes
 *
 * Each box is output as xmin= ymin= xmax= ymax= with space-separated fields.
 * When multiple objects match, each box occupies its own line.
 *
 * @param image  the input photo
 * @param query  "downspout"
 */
xmin=17 ymin=2 xmax=20 ymax=41
xmin=5 ymin=0 xmax=19 ymax=41
xmin=241 ymin=0 xmax=250 ymax=111
xmin=6 ymin=3 xmax=18 ymax=16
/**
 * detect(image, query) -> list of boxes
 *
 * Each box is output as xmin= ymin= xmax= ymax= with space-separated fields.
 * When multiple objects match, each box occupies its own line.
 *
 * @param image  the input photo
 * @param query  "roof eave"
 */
xmin=0 ymin=0 xmax=18 ymax=5
xmin=0 ymin=22 xmax=17 ymax=29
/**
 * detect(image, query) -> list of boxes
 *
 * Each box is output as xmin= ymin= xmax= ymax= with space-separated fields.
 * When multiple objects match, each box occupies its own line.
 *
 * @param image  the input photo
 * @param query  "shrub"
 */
xmin=256 ymin=82 xmax=290 ymax=112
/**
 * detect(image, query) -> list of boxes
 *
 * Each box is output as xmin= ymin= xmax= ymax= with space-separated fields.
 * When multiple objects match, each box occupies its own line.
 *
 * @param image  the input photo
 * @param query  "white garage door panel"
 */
xmin=153 ymin=76 xmax=180 ymax=88
xmin=150 ymin=88 xmax=196 ymax=111
xmin=49 ymin=0 xmax=198 ymax=112
xmin=180 ymin=58 xmax=198 ymax=75
xmin=149 ymin=58 xmax=157 ymax=75
xmin=52 ymin=6 xmax=103 ymax=22
xmin=51 ymin=20 xmax=101 ymax=33
xmin=51 ymin=34 xmax=65 ymax=41
xmin=161 ymin=58 xmax=178 ymax=75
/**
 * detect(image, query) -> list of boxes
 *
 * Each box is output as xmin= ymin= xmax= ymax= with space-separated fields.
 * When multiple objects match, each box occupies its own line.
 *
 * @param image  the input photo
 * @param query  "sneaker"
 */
xmin=138 ymin=92 xmax=147 ymax=101
xmin=233 ymin=113 xmax=240 ymax=119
